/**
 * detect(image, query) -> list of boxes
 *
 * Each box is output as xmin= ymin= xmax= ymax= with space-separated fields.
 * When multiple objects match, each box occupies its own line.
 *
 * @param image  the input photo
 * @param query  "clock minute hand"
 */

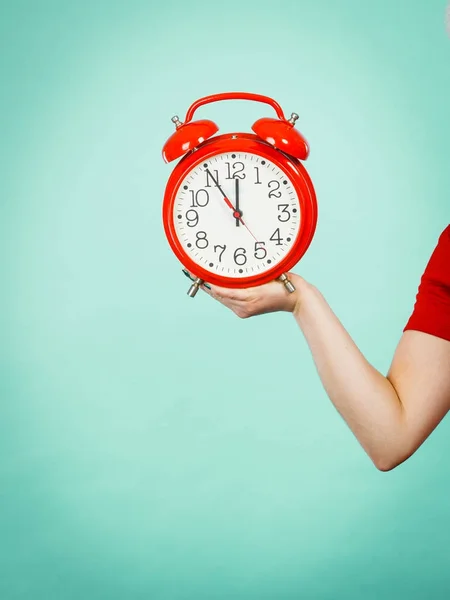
xmin=205 ymin=168 xmax=240 ymax=217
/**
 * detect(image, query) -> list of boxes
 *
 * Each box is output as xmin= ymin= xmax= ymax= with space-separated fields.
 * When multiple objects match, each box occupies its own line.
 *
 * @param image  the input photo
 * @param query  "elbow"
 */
xmin=373 ymin=457 xmax=401 ymax=472
xmin=368 ymin=427 xmax=417 ymax=472
xmin=371 ymin=449 xmax=413 ymax=472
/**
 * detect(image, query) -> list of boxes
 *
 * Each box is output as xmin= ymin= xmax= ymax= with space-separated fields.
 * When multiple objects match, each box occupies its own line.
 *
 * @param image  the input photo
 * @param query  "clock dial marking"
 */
xmin=174 ymin=151 xmax=301 ymax=278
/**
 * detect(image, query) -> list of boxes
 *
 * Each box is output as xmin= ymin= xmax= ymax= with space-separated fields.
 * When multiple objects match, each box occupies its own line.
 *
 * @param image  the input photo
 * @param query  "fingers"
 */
xmin=199 ymin=281 xmax=244 ymax=304
xmin=203 ymin=282 xmax=271 ymax=319
xmin=201 ymin=287 xmax=255 ymax=318
xmin=206 ymin=284 xmax=251 ymax=302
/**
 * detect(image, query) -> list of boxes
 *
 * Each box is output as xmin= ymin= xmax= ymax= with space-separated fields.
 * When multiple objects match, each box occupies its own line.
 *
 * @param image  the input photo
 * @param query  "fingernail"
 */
xmin=182 ymin=268 xmax=194 ymax=281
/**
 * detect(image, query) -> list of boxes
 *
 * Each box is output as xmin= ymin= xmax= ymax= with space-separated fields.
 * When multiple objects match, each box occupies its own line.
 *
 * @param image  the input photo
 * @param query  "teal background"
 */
xmin=1 ymin=1 xmax=449 ymax=598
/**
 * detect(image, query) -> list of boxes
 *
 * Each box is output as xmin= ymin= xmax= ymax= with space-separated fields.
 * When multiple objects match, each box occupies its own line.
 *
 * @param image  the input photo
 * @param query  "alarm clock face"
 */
xmin=172 ymin=151 xmax=301 ymax=279
xmin=163 ymin=133 xmax=317 ymax=288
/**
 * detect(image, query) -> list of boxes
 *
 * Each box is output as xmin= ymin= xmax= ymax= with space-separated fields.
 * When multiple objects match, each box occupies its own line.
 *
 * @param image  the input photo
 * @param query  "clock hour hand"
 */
xmin=235 ymin=177 xmax=241 ymax=227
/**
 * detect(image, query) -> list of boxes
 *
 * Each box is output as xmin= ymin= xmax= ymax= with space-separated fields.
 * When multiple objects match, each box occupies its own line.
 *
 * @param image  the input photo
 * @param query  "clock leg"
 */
xmin=278 ymin=273 xmax=296 ymax=293
xmin=187 ymin=277 xmax=204 ymax=298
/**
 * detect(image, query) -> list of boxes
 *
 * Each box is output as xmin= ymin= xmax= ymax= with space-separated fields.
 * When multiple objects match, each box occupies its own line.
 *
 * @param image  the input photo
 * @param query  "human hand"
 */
xmin=183 ymin=270 xmax=308 ymax=319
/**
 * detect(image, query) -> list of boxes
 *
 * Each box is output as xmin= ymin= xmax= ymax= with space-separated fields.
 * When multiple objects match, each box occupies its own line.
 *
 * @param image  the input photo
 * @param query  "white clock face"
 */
xmin=173 ymin=151 xmax=301 ymax=278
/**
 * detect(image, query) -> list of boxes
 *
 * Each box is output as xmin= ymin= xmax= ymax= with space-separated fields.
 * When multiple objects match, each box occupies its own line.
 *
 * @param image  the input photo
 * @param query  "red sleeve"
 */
xmin=404 ymin=224 xmax=450 ymax=341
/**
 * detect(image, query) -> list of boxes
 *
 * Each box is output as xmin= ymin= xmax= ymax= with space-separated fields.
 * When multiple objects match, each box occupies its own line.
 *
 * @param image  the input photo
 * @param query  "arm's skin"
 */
xmin=199 ymin=273 xmax=450 ymax=471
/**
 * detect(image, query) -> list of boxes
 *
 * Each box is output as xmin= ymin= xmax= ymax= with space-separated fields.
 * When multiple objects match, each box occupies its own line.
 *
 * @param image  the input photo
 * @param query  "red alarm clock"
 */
xmin=162 ymin=92 xmax=317 ymax=297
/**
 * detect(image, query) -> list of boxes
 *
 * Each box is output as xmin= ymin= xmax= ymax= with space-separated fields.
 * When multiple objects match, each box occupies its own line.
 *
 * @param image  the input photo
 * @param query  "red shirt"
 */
xmin=404 ymin=224 xmax=450 ymax=341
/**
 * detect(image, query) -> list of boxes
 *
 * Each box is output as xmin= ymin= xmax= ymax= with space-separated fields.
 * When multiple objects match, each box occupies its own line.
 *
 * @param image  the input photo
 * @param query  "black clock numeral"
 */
xmin=205 ymin=169 xmax=219 ymax=188
xmin=254 ymin=241 xmax=267 ymax=260
xmin=254 ymin=166 xmax=262 ymax=184
xmin=277 ymin=204 xmax=291 ymax=222
xmin=195 ymin=231 xmax=209 ymax=249
xmin=185 ymin=209 xmax=199 ymax=227
xmin=268 ymin=180 xmax=282 ymax=198
xmin=233 ymin=247 xmax=247 ymax=265
xmin=214 ymin=244 xmax=226 ymax=262
xmin=189 ymin=189 xmax=210 ymax=207
xmin=225 ymin=161 xmax=246 ymax=180
xmin=269 ymin=228 xmax=283 ymax=246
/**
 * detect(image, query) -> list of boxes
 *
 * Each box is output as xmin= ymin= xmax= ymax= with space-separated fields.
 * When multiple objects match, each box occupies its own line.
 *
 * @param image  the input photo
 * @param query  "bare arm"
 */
xmin=293 ymin=276 xmax=450 ymax=470
xmin=200 ymin=272 xmax=450 ymax=470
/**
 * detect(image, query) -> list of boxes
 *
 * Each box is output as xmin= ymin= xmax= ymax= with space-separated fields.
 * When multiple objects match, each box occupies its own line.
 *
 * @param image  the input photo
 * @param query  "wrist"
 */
xmin=288 ymin=273 xmax=315 ymax=317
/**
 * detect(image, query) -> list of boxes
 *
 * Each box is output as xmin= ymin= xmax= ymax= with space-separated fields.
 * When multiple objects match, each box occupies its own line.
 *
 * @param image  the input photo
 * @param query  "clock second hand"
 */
xmin=205 ymin=168 xmax=259 ymax=243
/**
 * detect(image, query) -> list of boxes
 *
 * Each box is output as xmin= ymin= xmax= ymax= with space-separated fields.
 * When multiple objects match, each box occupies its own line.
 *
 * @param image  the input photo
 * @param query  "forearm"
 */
xmin=291 ymin=275 xmax=407 ymax=470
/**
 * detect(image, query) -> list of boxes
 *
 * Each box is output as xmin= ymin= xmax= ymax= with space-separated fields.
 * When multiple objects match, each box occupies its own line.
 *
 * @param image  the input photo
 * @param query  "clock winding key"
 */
xmin=187 ymin=277 xmax=204 ymax=298
xmin=278 ymin=273 xmax=296 ymax=293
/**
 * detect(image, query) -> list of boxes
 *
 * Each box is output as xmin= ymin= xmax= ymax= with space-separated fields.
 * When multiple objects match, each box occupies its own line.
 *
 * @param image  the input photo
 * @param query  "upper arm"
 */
xmin=387 ymin=330 xmax=450 ymax=458
xmin=390 ymin=225 xmax=450 ymax=459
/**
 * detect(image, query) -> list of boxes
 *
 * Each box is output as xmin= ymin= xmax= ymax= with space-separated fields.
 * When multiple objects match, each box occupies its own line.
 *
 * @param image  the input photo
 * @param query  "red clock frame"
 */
xmin=162 ymin=132 xmax=318 ymax=288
